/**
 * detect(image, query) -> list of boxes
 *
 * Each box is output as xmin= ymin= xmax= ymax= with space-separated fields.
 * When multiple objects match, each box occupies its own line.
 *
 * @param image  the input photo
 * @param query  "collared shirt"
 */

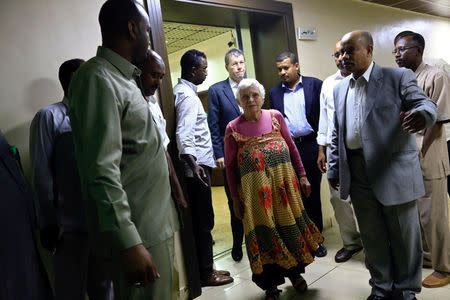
xmin=414 ymin=62 xmax=450 ymax=179
xmin=282 ymin=76 xmax=314 ymax=138
xmin=147 ymin=95 xmax=170 ymax=150
xmin=345 ymin=61 xmax=374 ymax=150
xmin=174 ymin=78 xmax=216 ymax=177
xmin=317 ymin=71 xmax=345 ymax=146
xmin=228 ymin=77 xmax=244 ymax=114
xmin=68 ymin=46 xmax=179 ymax=250
xmin=30 ymin=97 xmax=86 ymax=232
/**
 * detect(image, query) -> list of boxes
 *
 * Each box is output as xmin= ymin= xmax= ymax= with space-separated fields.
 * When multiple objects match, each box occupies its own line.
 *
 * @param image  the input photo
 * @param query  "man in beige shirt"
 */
xmin=394 ymin=30 xmax=450 ymax=288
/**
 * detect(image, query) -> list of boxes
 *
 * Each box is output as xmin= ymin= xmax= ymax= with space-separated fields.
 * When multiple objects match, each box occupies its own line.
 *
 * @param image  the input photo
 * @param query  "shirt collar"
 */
xmin=282 ymin=75 xmax=303 ymax=92
xmin=414 ymin=61 xmax=427 ymax=76
xmin=147 ymin=95 xmax=157 ymax=104
xmin=334 ymin=70 xmax=345 ymax=81
xmin=179 ymin=78 xmax=198 ymax=93
xmin=96 ymin=46 xmax=141 ymax=80
xmin=228 ymin=77 xmax=239 ymax=88
xmin=350 ymin=61 xmax=374 ymax=85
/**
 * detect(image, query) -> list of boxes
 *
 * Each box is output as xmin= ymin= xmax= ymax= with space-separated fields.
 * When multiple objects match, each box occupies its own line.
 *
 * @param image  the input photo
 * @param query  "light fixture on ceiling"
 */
xmin=227 ymin=31 xmax=236 ymax=48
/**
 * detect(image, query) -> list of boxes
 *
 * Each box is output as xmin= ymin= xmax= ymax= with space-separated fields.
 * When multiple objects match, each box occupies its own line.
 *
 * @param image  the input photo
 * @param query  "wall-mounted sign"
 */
xmin=298 ymin=26 xmax=317 ymax=40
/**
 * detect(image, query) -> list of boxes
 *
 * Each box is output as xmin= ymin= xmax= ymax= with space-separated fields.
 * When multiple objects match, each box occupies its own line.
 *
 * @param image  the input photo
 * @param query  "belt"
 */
xmin=292 ymin=133 xmax=316 ymax=144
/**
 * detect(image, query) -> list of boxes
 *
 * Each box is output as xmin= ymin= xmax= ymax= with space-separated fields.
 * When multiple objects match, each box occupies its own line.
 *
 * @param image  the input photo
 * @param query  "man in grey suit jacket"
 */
xmin=328 ymin=31 xmax=437 ymax=300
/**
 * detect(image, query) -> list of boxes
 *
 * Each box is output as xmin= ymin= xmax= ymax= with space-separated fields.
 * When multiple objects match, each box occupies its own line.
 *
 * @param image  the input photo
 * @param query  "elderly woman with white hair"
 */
xmin=224 ymin=78 xmax=323 ymax=300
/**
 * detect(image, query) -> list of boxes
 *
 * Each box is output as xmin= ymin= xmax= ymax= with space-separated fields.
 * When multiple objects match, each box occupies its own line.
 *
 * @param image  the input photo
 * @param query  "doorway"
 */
xmin=144 ymin=0 xmax=297 ymax=297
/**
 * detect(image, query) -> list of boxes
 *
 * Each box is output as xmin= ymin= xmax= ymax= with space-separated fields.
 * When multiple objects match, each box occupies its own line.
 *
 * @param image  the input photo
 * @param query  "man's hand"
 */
xmin=193 ymin=164 xmax=209 ymax=187
xmin=216 ymin=157 xmax=225 ymax=169
xmin=121 ymin=244 xmax=160 ymax=287
xmin=400 ymin=111 xmax=426 ymax=134
xmin=317 ymin=145 xmax=327 ymax=173
xmin=328 ymin=178 xmax=340 ymax=191
xmin=181 ymin=154 xmax=209 ymax=187
xmin=299 ymin=176 xmax=311 ymax=198
xmin=40 ymin=224 xmax=60 ymax=252
xmin=233 ymin=198 xmax=245 ymax=220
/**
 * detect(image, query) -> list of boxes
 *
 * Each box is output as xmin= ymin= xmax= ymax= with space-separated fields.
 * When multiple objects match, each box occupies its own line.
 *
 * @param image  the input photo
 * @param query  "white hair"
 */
xmin=236 ymin=78 xmax=265 ymax=104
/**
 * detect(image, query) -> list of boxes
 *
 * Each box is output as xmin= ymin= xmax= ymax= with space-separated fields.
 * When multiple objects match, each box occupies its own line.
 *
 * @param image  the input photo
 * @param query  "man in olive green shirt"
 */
xmin=68 ymin=1 xmax=179 ymax=299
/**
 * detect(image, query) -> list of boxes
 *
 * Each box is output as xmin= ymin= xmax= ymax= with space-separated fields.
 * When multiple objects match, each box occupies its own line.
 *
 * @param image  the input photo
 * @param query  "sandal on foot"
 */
xmin=291 ymin=275 xmax=307 ymax=293
xmin=265 ymin=288 xmax=282 ymax=300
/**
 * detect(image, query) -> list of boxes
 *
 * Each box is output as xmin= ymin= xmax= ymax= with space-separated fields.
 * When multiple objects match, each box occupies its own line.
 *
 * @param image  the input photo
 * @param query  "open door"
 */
xmin=143 ymin=1 xmax=297 ymax=298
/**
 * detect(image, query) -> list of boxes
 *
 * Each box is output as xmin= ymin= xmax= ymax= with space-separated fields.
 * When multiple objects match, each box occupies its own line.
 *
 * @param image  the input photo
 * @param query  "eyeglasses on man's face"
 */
xmin=392 ymin=46 xmax=418 ymax=54
xmin=332 ymin=53 xmax=340 ymax=58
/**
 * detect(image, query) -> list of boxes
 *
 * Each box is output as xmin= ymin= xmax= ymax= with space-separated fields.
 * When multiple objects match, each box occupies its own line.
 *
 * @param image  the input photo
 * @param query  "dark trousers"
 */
xmin=223 ymin=170 xmax=244 ymax=248
xmin=54 ymin=232 xmax=113 ymax=300
xmin=294 ymin=138 xmax=323 ymax=232
xmin=185 ymin=166 xmax=215 ymax=278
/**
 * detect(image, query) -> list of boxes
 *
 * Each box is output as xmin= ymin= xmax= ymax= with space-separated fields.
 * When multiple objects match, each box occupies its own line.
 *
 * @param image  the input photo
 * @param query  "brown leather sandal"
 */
xmin=291 ymin=275 xmax=307 ymax=293
xmin=265 ymin=287 xmax=282 ymax=300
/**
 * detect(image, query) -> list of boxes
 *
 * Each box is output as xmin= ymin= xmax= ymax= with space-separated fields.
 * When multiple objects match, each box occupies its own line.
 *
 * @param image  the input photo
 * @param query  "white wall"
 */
xmin=168 ymin=30 xmax=237 ymax=92
xmin=0 ymin=0 xmax=103 ymax=173
xmin=280 ymin=0 xmax=450 ymax=80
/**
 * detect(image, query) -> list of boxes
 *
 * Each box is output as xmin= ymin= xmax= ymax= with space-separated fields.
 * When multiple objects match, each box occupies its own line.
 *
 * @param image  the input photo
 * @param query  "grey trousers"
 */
xmin=327 ymin=146 xmax=362 ymax=250
xmin=349 ymin=153 xmax=422 ymax=300
xmin=54 ymin=232 xmax=114 ymax=300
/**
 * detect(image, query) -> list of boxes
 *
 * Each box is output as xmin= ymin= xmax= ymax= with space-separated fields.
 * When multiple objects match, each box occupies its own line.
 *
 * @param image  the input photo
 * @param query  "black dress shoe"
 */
xmin=366 ymin=295 xmax=389 ymax=300
xmin=335 ymin=247 xmax=363 ymax=263
xmin=231 ymin=244 xmax=243 ymax=262
xmin=315 ymin=243 xmax=327 ymax=257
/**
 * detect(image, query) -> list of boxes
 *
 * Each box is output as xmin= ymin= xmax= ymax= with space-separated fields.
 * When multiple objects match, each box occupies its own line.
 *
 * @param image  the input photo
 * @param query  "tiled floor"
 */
xmin=198 ymin=226 xmax=450 ymax=300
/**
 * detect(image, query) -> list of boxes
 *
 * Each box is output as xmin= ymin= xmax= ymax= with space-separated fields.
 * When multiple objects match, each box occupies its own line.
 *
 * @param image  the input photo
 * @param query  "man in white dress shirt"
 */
xmin=174 ymin=49 xmax=233 ymax=286
xmin=317 ymin=41 xmax=362 ymax=263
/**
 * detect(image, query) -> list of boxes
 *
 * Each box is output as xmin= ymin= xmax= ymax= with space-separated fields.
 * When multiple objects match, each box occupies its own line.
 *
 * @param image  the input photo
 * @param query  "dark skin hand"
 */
xmin=400 ymin=111 xmax=426 ymax=134
xmin=299 ymin=175 xmax=311 ymax=197
xmin=317 ymin=145 xmax=327 ymax=173
xmin=121 ymin=244 xmax=160 ymax=287
xmin=166 ymin=151 xmax=188 ymax=209
xmin=180 ymin=154 xmax=209 ymax=187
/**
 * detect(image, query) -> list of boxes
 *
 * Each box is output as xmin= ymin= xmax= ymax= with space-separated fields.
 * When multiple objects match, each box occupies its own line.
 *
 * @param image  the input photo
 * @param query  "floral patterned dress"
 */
xmin=226 ymin=111 xmax=323 ymax=277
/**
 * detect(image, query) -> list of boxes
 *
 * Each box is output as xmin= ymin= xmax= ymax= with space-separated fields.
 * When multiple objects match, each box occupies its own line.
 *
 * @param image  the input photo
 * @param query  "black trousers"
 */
xmin=185 ymin=166 xmax=215 ymax=278
xmin=223 ymin=170 xmax=244 ymax=248
xmin=294 ymin=138 xmax=323 ymax=232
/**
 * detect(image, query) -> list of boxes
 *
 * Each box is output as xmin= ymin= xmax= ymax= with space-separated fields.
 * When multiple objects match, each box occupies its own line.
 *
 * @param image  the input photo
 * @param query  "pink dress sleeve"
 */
xmin=274 ymin=110 xmax=306 ymax=177
xmin=224 ymin=123 xmax=240 ymax=200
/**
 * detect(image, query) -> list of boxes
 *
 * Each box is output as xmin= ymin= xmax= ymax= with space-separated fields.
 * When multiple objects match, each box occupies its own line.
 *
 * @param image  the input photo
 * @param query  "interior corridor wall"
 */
xmin=0 ymin=0 xmax=103 ymax=175
xmin=279 ymin=0 xmax=450 ymax=80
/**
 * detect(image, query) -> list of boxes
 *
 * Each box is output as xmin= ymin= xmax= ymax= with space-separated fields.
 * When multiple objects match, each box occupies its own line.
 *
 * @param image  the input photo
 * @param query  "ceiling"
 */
xmin=163 ymin=22 xmax=234 ymax=54
xmin=361 ymin=0 xmax=450 ymax=18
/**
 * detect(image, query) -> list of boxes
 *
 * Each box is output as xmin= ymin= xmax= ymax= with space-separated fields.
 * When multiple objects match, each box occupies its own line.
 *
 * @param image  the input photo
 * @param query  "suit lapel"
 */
xmin=223 ymin=80 xmax=241 ymax=115
xmin=302 ymin=77 xmax=312 ymax=118
xmin=274 ymin=84 xmax=285 ymax=115
xmin=362 ymin=63 xmax=382 ymax=125
xmin=337 ymin=78 xmax=349 ymax=131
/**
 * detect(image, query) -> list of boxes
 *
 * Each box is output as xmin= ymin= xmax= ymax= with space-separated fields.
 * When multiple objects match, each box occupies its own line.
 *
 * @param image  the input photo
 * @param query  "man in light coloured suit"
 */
xmin=394 ymin=30 xmax=450 ymax=288
xmin=328 ymin=30 xmax=437 ymax=300
xmin=316 ymin=40 xmax=362 ymax=263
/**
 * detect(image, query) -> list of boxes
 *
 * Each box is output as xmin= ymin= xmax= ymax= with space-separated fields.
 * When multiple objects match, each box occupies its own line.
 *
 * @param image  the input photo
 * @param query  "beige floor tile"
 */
xmin=201 ymin=225 xmax=450 ymax=299
xmin=307 ymin=267 xmax=372 ymax=300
